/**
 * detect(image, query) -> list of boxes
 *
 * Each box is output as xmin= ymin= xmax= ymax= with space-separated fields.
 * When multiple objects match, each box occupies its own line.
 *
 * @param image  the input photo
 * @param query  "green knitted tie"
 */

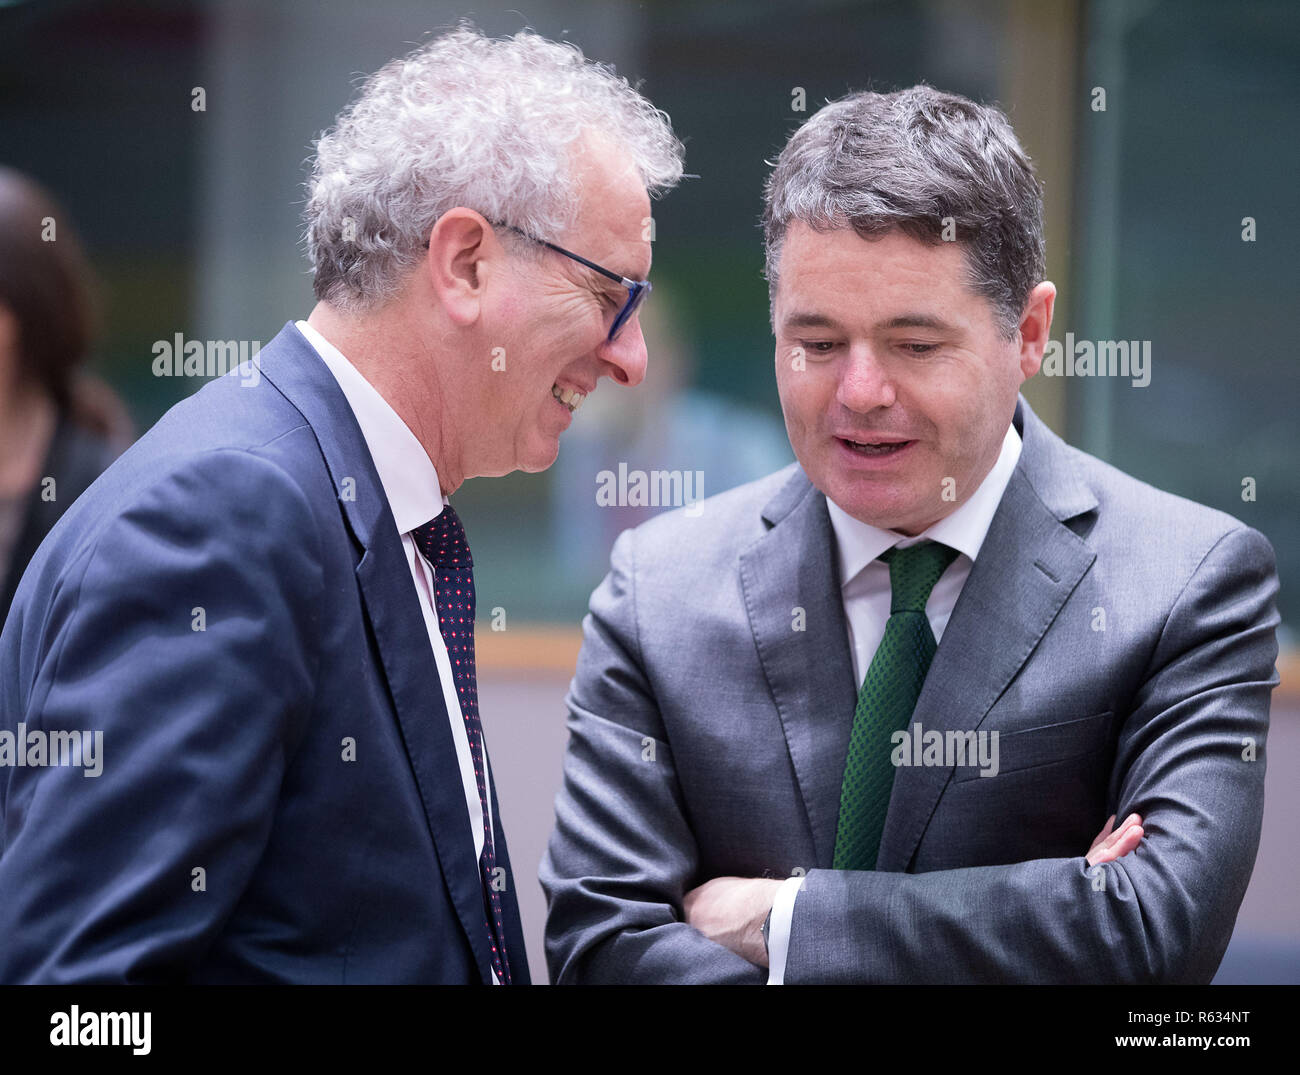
xmin=833 ymin=540 xmax=960 ymax=871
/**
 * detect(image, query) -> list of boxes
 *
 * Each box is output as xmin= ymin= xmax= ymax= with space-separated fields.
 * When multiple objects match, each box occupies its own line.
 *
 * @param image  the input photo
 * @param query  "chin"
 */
xmin=518 ymin=440 xmax=561 ymax=474
xmin=825 ymin=475 xmax=920 ymax=531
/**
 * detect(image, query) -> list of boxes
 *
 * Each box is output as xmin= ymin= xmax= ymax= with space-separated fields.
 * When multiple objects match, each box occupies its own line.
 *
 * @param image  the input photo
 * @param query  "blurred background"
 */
xmin=1 ymin=0 xmax=1295 ymax=983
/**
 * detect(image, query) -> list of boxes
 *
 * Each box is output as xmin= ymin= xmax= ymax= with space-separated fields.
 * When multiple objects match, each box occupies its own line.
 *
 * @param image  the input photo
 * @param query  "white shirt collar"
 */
xmin=295 ymin=319 xmax=445 ymax=533
xmin=825 ymin=421 xmax=1023 ymax=588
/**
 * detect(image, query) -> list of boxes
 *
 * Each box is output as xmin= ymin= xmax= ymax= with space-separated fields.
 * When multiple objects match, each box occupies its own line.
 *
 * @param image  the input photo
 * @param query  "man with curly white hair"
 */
xmin=0 ymin=24 xmax=682 ymax=984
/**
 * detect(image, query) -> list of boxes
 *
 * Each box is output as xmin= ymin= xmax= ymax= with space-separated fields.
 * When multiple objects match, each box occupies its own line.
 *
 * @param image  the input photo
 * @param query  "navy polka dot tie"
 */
xmin=411 ymin=504 xmax=513 ymax=984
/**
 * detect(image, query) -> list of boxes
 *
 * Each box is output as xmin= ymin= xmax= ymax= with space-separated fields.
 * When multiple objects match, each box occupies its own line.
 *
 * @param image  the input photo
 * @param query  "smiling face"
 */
xmin=773 ymin=223 xmax=1046 ymax=535
xmin=475 ymin=135 xmax=653 ymax=477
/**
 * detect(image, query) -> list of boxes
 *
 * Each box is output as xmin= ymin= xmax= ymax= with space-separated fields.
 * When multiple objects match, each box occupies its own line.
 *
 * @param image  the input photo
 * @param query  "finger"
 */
xmin=1088 ymin=825 xmax=1144 ymax=866
xmin=1111 ymin=825 xmax=1144 ymax=859
xmin=1088 ymin=814 xmax=1117 ymax=854
xmin=1103 ymin=813 xmax=1140 ymax=845
xmin=1094 ymin=812 xmax=1143 ymax=856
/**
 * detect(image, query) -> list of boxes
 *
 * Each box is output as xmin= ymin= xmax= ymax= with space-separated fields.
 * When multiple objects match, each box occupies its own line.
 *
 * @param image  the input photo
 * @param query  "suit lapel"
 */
xmin=355 ymin=549 xmax=495 ymax=980
xmin=874 ymin=398 xmax=1099 ymax=871
xmin=258 ymin=323 xmax=494 ymax=981
xmin=739 ymin=469 xmax=859 ymax=867
xmin=484 ymin=752 xmax=532 ymax=984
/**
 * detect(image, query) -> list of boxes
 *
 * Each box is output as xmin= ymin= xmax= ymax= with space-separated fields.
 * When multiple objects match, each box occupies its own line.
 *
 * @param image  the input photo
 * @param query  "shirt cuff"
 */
xmin=765 ymin=875 xmax=805 ymax=985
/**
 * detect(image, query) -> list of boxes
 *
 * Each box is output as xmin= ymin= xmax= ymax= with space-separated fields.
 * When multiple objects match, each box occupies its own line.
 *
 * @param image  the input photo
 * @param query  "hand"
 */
xmin=682 ymin=876 xmax=784 ymax=968
xmin=681 ymin=816 xmax=1144 ymax=969
xmin=1086 ymin=812 xmax=1144 ymax=866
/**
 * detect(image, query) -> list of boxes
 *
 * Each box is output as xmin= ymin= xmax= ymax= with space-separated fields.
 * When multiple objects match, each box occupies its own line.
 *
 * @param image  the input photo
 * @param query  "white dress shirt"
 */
xmin=296 ymin=320 xmax=500 ymax=983
xmin=766 ymin=422 xmax=1023 ymax=984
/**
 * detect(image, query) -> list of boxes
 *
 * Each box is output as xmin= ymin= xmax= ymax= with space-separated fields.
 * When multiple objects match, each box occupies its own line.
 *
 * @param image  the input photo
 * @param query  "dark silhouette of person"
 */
xmin=0 ymin=167 xmax=131 ymax=625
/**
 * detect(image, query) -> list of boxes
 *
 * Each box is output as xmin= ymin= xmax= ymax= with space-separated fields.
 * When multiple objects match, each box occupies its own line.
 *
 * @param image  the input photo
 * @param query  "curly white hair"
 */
xmin=304 ymin=23 xmax=684 ymax=311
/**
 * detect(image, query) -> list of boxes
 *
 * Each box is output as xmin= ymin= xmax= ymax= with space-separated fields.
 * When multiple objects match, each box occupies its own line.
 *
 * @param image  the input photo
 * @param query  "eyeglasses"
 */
xmin=424 ymin=219 xmax=651 ymax=343
xmin=493 ymin=222 xmax=651 ymax=343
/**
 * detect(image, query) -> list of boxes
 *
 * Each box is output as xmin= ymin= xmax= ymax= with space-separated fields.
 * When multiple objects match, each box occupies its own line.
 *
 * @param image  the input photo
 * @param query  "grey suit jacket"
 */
xmin=539 ymin=396 xmax=1280 ymax=984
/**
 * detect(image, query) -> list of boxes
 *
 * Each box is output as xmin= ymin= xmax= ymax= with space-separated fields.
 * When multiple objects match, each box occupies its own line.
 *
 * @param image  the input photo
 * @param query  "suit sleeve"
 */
xmin=540 ymin=528 xmax=765 ymax=984
xmin=784 ymin=525 xmax=1280 ymax=983
xmin=0 ymin=449 xmax=324 ymax=982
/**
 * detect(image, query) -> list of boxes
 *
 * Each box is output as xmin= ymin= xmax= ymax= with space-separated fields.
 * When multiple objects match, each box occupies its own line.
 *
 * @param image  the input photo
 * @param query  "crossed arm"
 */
xmin=683 ymin=812 xmax=1145 ymax=969
xmin=542 ymin=524 xmax=1279 ymax=984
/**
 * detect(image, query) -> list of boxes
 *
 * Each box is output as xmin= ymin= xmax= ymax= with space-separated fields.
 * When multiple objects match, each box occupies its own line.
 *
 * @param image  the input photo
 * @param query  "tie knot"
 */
xmin=412 ymin=503 xmax=473 ymax=570
xmin=880 ymin=540 xmax=959 ymax=614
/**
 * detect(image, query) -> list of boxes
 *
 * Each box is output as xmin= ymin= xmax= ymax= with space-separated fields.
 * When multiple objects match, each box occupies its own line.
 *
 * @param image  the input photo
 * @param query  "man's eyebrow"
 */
xmin=779 ymin=311 xmax=959 ymax=333
xmin=575 ymin=264 xmax=631 ymax=295
xmin=780 ymin=311 xmax=842 ymax=331
xmin=597 ymin=254 xmax=648 ymax=284
xmin=878 ymin=313 xmax=955 ymax=332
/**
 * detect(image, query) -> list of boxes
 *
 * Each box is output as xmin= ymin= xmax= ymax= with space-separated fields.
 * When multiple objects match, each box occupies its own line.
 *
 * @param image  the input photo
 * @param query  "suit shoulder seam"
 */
xmin=1144 ymin=523 xmax=1248 ymax=674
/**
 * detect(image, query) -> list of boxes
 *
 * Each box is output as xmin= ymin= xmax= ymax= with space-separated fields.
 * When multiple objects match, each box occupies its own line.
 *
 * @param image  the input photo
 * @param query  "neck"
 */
xmin=306 ymin=300 xmax=464 ymax=495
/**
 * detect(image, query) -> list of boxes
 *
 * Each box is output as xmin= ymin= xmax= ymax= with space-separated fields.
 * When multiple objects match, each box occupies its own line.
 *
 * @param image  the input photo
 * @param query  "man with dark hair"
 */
xmin=540 ymin=86 xmax=1279 ymax=984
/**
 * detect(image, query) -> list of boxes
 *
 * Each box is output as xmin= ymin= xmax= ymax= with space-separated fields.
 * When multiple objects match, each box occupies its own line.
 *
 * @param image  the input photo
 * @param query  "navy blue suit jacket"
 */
xmin=0 ymin=322 xmax=530 ymax=984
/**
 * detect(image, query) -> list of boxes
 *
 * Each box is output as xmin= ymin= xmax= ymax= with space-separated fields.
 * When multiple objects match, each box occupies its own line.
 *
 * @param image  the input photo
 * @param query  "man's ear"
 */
xmin=425 ymin=209 xmax=497 ymax=328
xmin=1015 ymin=280 xmax=1056 ymax=381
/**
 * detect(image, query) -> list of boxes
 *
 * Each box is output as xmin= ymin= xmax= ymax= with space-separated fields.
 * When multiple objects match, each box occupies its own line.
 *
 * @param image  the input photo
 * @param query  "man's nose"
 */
xmin=836 ymin=342 xmax=895 ymax=412
xmin=597 ymin=314 xmax=648 ymax=387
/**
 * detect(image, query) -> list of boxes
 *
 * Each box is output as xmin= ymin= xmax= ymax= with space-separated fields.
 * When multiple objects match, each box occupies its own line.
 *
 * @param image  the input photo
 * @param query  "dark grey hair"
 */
xmin=763 ymin=85 xmax=1045 ymax=339
xmin=304 ymin=24 xmax=684 ymax=311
